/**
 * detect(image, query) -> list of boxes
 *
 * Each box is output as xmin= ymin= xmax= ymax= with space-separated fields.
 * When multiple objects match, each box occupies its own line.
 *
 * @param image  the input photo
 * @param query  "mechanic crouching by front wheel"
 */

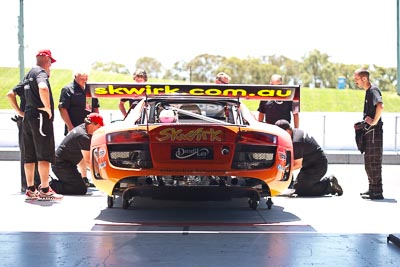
xmin=275 ymin=119 xmax=343 ymax=197
xmin=50 ymin=113 xmax=104 ymax=195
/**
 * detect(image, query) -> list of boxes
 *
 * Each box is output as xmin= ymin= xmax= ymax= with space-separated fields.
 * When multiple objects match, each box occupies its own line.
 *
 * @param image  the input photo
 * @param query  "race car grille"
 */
xmin=232 ymin=144 xmax=276 ymax=170
xmin=108 ymin=144 xmax=152 ymax=169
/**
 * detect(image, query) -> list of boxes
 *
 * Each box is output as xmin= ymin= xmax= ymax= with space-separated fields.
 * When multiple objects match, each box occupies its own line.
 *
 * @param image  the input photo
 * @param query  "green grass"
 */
xmin=244 ymin=88 xmax=400 ymax=112
xmin=1 ymin=67 xmax=400 ymax=112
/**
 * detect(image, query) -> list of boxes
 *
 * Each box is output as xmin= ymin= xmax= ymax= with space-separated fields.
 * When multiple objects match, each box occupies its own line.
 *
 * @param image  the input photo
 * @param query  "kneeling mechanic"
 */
xmin=51 ymin=113 xmax=104 ymax=195
xmin=275 ymin=119 xmax=343 ymax=197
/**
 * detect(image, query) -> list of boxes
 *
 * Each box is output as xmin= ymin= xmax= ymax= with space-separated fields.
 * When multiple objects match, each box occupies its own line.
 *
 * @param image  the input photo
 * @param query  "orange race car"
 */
xmin=86 ymin=82 xmax=300 ymax=210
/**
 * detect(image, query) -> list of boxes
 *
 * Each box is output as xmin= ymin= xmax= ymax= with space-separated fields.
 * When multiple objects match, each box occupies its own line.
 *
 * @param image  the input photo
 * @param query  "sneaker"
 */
xmin=329 ymin=175 xmax=343 ymax=196
xmin=361 ymin=192 xmax=384 ymax=200
xmin=25 ymin=189 xmax=39 ymax=200
xmin=38 ymin=187 xmax=63 ymax=201
xmin=279 ymin=188 xmax=296 ymax=197
xmin=83 ymin=177 xmax=95 ymax=188
xmin=360 ymin=190 xmax=371 ymax=196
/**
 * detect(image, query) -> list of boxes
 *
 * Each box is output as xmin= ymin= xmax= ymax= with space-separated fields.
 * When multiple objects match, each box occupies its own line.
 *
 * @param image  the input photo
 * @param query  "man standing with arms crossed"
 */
xmin=354 ymin=68 xmax=384 ymax=200
xmin=23 ymin=49 xmax=63 ymax=200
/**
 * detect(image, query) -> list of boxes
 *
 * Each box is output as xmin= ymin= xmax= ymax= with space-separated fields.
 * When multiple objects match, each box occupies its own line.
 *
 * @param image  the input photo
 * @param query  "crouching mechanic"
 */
xmin=275 ymin=119 xmax=343 ymax=197
xmin=50 ymin=113 xmax=104 ymax=195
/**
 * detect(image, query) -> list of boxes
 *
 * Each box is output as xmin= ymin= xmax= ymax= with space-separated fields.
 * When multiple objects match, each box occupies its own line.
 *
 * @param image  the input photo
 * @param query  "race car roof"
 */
xmin=86 ymin=82 xmax=300 ymax=101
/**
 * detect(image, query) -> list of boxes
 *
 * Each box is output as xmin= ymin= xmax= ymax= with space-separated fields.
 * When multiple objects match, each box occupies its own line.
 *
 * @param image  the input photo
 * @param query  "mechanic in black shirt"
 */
xmin=258 ymin=74 xmax=300 ymax=128
xmin=50 ymin=113 xmax=104 ymax=195
xmin=275 ymin=119 xmax=343 ymax=197
xmin=59 ymin=70 xmax=100 ymax=136
xmin=354 ymin=68 xmax=384 ymax=200
xmin=119 ymin=69 xmax=147 ymax=117
xmin=22 ymin=49 xmax=63 ymax=200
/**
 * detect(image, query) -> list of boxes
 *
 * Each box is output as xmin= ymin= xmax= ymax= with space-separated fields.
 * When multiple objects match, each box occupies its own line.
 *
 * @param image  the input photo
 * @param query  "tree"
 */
xmin=92 ymin=50 xmax=397 ymax=93
xmin=91 ymin=61 xmax=129 ymax=74
xmin=163 ymin=60 xmax=190 ymax=81
xmin=187 ymin=54 xmax=225 ymax=82
xmin=373 ymin=65 xmax=396 ymax=92
xmin=216 ymin=57 xmax=245 ymax=84
xmin=136 ymin=57 xmax=163 ymax=79
xmin=336 ymin=63 xmax=360 ymax=90
xmin=301 ymin=50 xmax=330 ymax=87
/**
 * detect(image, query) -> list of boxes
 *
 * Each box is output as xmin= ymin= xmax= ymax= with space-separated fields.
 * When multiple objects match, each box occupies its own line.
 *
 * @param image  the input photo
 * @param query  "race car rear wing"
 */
xmin=86 ymin=82 xmax=300 ymax=102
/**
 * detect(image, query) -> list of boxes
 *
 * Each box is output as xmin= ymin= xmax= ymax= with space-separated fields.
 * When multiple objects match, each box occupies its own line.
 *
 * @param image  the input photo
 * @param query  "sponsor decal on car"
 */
xmin=87 ymin=83 xmax=300 ymax=101
xmin=156 ymin=127 xmax=223 ymax=142
xmin=172 ymin=147 xmax=213 ymax=160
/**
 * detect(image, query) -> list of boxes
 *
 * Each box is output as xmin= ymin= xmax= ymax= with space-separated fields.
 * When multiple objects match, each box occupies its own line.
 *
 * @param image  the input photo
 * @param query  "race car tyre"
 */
xmin=122 ymin=198 xmax=130 ymax=209
xmin=107 ymin=195 xmax=114 ymax=208
xmin=266 ymin=197 xmax=273 ymax=209
xmin=248 ymin=199 xmax=259 ymax=210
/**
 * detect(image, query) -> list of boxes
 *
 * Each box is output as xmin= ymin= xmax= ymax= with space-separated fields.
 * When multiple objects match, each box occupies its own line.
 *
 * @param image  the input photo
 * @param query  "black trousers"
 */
xmin=294 ymin=157 xmax=333 ymax=196
xmin=51 ymin=160 xmax=87 ymax=195
xmin=363 ymin=126 xmax=383 ymax=193
xmin=15 ymin=117 xmax=40 ymax=190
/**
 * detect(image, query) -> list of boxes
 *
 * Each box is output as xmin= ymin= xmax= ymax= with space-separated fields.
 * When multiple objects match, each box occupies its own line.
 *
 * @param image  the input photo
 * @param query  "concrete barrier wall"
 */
xmin=1 ymin=110 xmax=399 ymax=164
xmin=1 ymin=110 xmax=399 ymax=151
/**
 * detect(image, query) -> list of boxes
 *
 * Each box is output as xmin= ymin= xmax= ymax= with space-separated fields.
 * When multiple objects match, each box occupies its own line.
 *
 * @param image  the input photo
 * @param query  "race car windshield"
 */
xmin=143 ymin=100 xmax=241 ymax=125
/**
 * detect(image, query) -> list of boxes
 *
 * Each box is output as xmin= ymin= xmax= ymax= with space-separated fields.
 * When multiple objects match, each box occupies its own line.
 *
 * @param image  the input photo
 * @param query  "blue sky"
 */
xmin=0 ymin=0 xmax=396 ymax=71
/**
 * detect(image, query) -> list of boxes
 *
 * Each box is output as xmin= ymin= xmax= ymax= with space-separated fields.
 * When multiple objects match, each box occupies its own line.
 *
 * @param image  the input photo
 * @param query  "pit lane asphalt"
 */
xmin=0 ymin=161 xmax=399 ymax=266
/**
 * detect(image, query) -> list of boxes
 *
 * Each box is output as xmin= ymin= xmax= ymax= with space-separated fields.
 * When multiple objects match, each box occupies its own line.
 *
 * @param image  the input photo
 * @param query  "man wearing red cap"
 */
xmin=22 ymin=49 xmax=63 ymax=200
xmin=50 ymin=113 xmax=104 ymax=195
xmin=275 ymin=119 xmax=343 ymax=197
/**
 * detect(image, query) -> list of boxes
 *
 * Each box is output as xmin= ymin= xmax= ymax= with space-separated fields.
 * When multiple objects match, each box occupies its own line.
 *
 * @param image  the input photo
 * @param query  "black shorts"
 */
xmin=22 ymin=110 xmax=55 ymax=163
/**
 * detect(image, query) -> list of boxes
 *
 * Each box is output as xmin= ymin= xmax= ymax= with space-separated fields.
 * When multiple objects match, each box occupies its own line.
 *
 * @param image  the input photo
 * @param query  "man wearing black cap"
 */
xmin=275 ymin=119 xmax=343 ymax=197
xmin=50 ymin=113 xmax=104 ymax=195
